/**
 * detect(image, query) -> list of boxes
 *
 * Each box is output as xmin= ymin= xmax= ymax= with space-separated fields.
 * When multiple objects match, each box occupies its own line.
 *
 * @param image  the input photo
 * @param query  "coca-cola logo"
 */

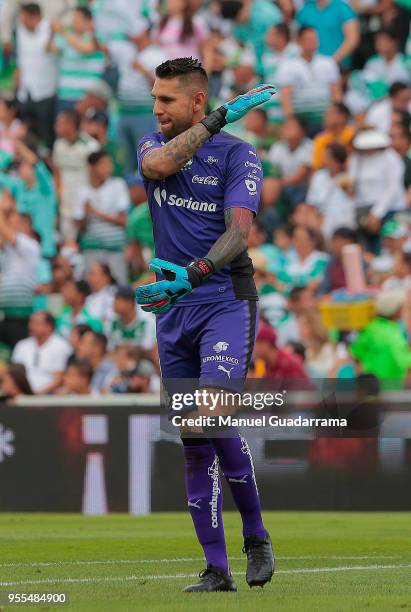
xmin=192 ymin=175 xmax=219 ymax=185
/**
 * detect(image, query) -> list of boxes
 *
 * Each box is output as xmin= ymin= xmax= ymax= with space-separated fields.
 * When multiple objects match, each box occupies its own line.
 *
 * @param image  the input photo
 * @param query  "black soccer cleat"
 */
xmin=183 ymin=565 xmax=237 ymax=592
xmin=243 ymin=531 xmax=275 ymax=588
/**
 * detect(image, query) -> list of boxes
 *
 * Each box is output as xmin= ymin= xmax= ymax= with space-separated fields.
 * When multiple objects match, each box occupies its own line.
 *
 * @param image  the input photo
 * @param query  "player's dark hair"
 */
xmin=389 ymin=81 xmax=409 ymax=98
xmin=87 ymin=149 xmax=109 ymax=166
xmin=60 ymin=109 xmax=81 ymax=130
xmin=21 ymin=3 xmax=41 ymax=16
xmin=75 ymin=6 xmax=93 ymax=20
xmin=273 ymin=22 xmax=290 ymax=42
xmin=326 ymin=142 xmax=348 ymax=165
xmin=155 ymin=58 xmax=208 ymax=89
xmin=298 ymin=25 xmax=316 ymax=38
xmin=68 ymin=358 xmax=94 ymax=381
xmin=332 ymin=227 xmax=358 ymax=242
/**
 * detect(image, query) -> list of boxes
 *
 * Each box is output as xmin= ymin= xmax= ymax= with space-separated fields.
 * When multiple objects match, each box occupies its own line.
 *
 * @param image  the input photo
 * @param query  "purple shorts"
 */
xmin=157 ymin=300 xmax=258 ymax=394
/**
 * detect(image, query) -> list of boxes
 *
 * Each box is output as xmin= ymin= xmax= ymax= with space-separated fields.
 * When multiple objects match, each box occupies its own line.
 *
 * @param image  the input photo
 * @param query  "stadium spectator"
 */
xmin=15 ymin=2 xmax=58 ymax=150
xmin=350 ymin=289 xmax=411 ymax=383
xmin=312 ymin=102 xmax=354 ymax=170
xmin=75 ymin=79 xmax=112 ymax=119
xmin=13 ymin=139 xmax=57 ymax=257
xmin=111 ymin=23 xmax=166 ymax=173
xmin=82 ymin=109 xmax=122 ymax=177
xmin=277 ymin=26 xmax=341 ymax=135
xmin=362 ymin=29 xmax=410 ymax=101
xmin=74 ymin=150 xmax=129 ymax=283
xmin=0 ymin=208 xmax=40 ymax=348
xmin=56 ymin=279 xmax=103 ymax=339
xmin=52 ymin=109 xmax=99 ymax=241
xmin=108 ymin=285 xmax=156 ymax=352
xmin=277 ymin=286 xmax=314 ymax=346
xmin=261 ymin=23 xmax=299 ymax=126
xmin=253 ymin=322 xmax=308 ymax=380
xmin=107 ymin=345 xmax=154 ymax=393
xmin=84 ymin=261 xmax=117 ymax=328
xmin=67 ymin=322 xmax=93 ymax=365
xmin=263 ymin=116 xmax=312 ymax=211
xmin=298 ymin=309 xmax=343 ymax=377
xmin=1 ymin=0 xmax=77 ymax=54
xmin=281 ymin=226 xmax=329 ymax=292
xmin=296 ymin=0 xmax=359 ymax=65
xmin=125 ymin=174 xmax=154 ymax=276
xmin=91 ymin=0 xmax=145 ymax=46
xmin=225 ymin=0 xmax=282 ymax=72
xmin=348 ymin=129 xmax=406 ymax=244
xmin=47 ymin=6 xmax=106 ymax=112
xmin=318 ymin=226 xmax=360 ymax=295
xmin=155 ymin=0 xmax=209 ymax=61
xmin=306 ymin=143 xmax=356 ymax=240
xmin=76 ymin=329 xmax=115 ymax=394
xmin=369 ymin=219 xmax=409 ymax=283
xmin=12 ymin=311 xmax=71 ymax=393
xmin=389 ymin=123 xmax=411 ymax=206
xmin=382 ymin=249 xmax=411 ymax=291
xmin=0 ymin=362 xmax=33 ymax=401
xmin=59 ymin=357 xmax=93 ymax=395
xmin=0 ymin=97 xmax=26 ymax=155
xmin=366 ymin=81 xmax=411 ymax=134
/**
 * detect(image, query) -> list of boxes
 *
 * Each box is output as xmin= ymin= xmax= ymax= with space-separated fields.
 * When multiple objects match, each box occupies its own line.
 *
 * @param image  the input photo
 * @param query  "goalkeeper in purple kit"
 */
xmin=136 ymin=57 xmax=276 ymax=592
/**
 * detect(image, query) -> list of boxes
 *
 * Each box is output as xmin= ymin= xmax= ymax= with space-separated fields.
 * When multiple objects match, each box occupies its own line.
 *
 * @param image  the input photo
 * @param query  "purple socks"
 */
xmin=209 ymin=433 xmax=266 ymax=538
xmin=183 ymin=441 xmax=228 ymax=572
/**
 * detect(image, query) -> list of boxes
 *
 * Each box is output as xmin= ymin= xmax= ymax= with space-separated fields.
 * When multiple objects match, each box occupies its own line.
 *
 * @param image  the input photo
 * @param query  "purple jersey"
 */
xmin=137 ymin=130 xmax=262 ymax=305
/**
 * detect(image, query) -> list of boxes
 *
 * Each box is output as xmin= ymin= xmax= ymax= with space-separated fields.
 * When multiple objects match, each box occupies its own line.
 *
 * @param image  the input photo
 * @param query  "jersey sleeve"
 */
xmin=223 ymin=144 xmax=263 ymax=215
xmin=137 ymin=132 xmax=163 ymax=177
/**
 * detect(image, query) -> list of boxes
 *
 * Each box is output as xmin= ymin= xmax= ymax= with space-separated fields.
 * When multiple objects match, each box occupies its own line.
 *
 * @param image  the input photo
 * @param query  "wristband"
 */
xmin=200 ymin=107 xmax=227 ymax=136
xmin=186 ymin=258 xmax=215 ymax=288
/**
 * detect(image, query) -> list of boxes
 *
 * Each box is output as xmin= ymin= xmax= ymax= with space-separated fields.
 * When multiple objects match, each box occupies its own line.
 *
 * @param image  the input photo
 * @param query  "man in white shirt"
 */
xmin=74 ymin=150 xmax=130 ymax=283
xmin=277 ymin=26 xmax=340 ymax=135
xmin=12 ymin=311 xmax=72 ymax=393
xmin=0 ymin=209 xmax=40 ymax=348
xmin=349 ymin=129 xmax=406 ymax=238
xmin=366 ymin=82 xmax=411 ymax=134
xmin=15 ymin=3 xmax=58 ymax=150
xmin=52 ymin=109 xmax=100 ymax=241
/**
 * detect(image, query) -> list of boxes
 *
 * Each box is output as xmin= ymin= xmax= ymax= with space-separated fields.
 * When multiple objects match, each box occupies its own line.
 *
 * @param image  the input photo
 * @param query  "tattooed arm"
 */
xmin=207 ymin=207 xmax=253 ymax=270
xmin=141 ymin=123 xmax=211 ymax=180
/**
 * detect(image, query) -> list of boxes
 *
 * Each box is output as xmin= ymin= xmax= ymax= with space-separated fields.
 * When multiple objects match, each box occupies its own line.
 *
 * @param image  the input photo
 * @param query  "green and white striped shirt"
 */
xmin=0 ymin=234 xmax=40 ymax=317
xmin=74 ymin=178 xmax=129 ymax=251
xmin=55 ymin=33 xmax=106 ymax=101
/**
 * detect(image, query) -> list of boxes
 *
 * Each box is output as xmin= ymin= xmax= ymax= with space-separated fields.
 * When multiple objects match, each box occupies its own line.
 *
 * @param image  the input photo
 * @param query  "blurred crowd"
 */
xmin=0 ymin=0 xmax=410 ymax=401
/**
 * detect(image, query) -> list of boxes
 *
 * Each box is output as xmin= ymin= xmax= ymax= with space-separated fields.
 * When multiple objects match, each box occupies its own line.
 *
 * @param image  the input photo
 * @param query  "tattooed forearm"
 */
xmin=206 ymin=208 xmax=253 ymax=270
xmin=142 ymin=123 xmax=211 ymax=180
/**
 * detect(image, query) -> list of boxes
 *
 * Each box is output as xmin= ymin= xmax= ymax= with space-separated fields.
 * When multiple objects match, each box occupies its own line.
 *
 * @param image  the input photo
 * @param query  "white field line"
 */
xmin=0 ymin=564 xmax=410 ymax=587
xmin=0 ymin=555 xmax=398 ymax=569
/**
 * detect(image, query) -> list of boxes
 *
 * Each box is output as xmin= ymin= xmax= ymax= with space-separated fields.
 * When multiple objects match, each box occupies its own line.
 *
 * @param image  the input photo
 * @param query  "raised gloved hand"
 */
xmin=135 ymin=257 xmax=214 ymax=314
xmin=201 ymin=84 xmax=277 ymax=135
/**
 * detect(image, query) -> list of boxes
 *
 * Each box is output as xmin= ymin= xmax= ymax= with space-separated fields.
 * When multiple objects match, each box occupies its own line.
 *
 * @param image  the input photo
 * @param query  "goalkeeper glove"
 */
xmin=201 ymin=83 xmax=277 ymax=136
xmin=136 ymin=257 xmax=215 ymax=314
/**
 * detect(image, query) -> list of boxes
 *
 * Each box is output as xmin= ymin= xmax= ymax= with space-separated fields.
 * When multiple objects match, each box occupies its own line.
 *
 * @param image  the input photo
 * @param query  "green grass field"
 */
xmin=0 ymin=512 xmax=410 ymax=611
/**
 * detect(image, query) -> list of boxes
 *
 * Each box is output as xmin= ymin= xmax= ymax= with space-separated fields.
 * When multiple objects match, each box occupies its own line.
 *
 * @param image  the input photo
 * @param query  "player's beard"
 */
xmin=160 ymin=117 xmax=194 ymax=140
